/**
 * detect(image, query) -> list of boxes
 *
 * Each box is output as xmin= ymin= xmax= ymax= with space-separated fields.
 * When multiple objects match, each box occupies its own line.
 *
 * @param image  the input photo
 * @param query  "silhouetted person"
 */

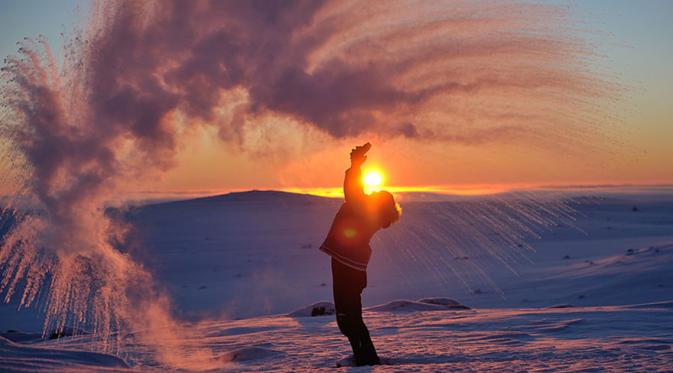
xmin=320 ymin=143 xmax=401 ymax=366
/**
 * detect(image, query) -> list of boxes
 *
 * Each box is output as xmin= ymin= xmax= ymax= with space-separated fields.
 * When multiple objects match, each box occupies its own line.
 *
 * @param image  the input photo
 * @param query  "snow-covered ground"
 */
xmin=4 ymin=300 xmax=672 ymax=371
xmin=1 ymin=187 xmax=673 ymax=371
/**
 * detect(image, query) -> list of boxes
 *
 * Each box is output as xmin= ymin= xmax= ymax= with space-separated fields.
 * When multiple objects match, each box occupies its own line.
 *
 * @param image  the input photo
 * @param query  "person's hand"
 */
xmin=350 ymin=143 xmax=371 ymax=167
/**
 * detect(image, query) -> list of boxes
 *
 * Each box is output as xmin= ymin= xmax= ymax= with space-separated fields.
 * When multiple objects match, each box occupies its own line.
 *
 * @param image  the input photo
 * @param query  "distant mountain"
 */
xmin=157 ymin=190 xmax=334 ymax=207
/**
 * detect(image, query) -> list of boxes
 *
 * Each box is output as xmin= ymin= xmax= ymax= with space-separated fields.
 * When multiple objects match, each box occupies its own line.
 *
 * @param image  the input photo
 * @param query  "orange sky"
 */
xmin=1 ymin=60 xmax=671 ymax=198
xmin=122 ymin=109 xmax=673 ymax=198
xmin=102 ymin=1 xmax=673 ymax=197
xmin=1 ymin=1 xmax=672 ymax=198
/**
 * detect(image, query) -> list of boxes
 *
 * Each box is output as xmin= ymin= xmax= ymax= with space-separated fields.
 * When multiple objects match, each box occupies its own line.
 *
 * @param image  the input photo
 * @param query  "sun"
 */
xmin=363 ymin=170 xmax=384 ymax=194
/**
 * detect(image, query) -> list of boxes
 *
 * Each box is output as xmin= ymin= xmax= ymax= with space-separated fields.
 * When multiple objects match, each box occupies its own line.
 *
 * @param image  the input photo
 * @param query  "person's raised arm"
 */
xmin=344 ymin=143 xmax=370 ymax=204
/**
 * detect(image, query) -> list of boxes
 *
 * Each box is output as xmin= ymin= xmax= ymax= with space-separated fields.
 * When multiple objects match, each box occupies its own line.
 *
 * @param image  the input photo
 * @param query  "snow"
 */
xmin=1 ymin=187 xmax=673 ymax=371
xmin=0 ymin=336 xmax=128 ymax=371
xmin=288 ymin=301 xmax=336 ymax=317
xmin=365 ymin=298 xmax=470 ymax=312
xmin=417 ymin=297 xmax=471 ymax=309
xmin=222 ymin=346 xmax=286 ymax=362
xmin=23 ymin=302 xmax=673 ymax=371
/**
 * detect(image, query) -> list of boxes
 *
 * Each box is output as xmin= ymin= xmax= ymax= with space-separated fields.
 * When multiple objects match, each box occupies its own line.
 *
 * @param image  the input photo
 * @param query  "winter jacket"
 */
xmin=320 ymin=167 xmax=379 ymax=272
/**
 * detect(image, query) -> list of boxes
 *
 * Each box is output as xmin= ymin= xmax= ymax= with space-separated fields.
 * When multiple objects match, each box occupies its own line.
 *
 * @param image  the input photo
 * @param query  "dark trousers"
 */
xmin=331 ymin=258 xmax=380 ymax=366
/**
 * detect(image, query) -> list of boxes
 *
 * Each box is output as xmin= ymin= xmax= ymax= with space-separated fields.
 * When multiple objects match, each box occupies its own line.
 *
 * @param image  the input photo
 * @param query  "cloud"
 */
xmin=79 ymin=0 xmax=611 ymax=151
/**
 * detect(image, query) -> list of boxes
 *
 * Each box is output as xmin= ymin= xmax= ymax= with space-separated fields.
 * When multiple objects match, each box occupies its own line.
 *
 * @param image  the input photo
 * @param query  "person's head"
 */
xmin=371 ymin=191 xmax=401 ymax=228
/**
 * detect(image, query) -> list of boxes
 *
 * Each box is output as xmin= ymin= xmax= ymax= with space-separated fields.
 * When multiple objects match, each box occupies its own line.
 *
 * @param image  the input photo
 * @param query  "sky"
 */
xmin=0 ymin=0 xmax=671 ymax=197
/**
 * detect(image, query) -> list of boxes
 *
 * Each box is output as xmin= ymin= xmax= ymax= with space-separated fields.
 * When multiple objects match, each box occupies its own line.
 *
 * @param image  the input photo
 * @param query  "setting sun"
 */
xmin=363 ymin=170 xmax=384 ymax=194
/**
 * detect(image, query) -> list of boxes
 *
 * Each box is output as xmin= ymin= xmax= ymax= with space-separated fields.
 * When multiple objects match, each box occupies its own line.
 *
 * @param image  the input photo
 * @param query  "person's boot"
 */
xmin=355 ymin=354 xmax=380 ymax=366
xmin=354 ymin=348 xmax=380 ymax=365
xmin=356 ymin=338 xmax=381 ymax=366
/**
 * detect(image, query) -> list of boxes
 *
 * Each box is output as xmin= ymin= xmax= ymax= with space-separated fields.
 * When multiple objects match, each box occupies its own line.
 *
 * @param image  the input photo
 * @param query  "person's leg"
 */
xmin=332 ymin=259 xmax=380 ymax=366
xmin=349 ymin=274 xmax=379 ymax=366
xmin=332 ymin=259 xmax=357 ymax=344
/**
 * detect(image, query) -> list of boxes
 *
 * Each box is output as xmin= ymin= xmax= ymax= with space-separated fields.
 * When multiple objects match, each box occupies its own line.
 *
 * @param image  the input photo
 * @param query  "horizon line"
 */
xmin=3 ymin=182 xmax=673 ymax=203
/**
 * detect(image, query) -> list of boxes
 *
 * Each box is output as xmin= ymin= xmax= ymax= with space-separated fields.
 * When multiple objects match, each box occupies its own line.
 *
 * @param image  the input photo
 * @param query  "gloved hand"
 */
xmin=350 ymin=143 xmax=371 ymax=167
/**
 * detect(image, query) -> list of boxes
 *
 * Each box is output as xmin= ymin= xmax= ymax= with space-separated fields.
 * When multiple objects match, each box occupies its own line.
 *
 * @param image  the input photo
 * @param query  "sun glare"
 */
xmin=363 ymin=170 xmax=384 ymax=194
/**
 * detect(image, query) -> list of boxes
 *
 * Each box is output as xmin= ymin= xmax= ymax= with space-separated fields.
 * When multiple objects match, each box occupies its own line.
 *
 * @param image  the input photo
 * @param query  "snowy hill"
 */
xmin=119 ymin=189 xmax=673 ymax=318
xmin=1 ymin=187 xmax=673 ymax=371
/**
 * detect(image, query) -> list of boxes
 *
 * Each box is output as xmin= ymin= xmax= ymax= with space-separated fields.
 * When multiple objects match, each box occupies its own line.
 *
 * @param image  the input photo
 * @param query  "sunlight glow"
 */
xmin=363 ymin=170 xmax=384 ymax=194
xmin=282 ymin=184 xmax=517 ymax=199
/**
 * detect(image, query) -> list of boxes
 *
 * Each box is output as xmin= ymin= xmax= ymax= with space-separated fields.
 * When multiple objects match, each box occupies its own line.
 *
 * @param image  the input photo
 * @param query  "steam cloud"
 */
xmin=0 ymin=0 xmax=613 ymax=368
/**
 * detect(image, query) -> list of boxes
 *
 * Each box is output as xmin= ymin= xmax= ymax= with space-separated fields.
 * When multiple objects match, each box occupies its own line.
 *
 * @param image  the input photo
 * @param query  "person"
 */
xmin=320 ymin=143 xmax=401 ymax=366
